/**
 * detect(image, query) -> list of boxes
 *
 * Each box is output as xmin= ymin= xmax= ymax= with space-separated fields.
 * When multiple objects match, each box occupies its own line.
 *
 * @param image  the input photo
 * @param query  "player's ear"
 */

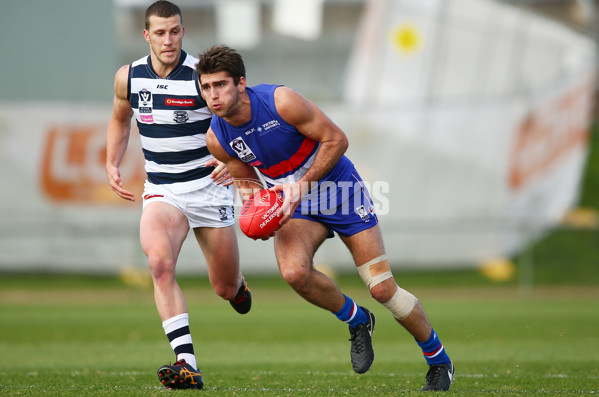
xmin=238 ymin=76 xmax=246 ymax=93
xmin=143 ymin=29 xmax=150 ymax=43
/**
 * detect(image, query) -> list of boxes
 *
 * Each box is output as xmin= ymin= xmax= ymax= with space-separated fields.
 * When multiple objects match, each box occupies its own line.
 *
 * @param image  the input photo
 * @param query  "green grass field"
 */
xmin=2 ymin=128 xmax=598 ymax=396
xmin=1 ymin=275 xmax=598 ymax=396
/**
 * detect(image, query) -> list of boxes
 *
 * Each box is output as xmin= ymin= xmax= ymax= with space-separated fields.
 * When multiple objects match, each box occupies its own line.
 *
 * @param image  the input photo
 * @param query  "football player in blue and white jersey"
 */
xmin=198 ymin=45 xmax=454 ymax=392
xmin=106 ymin=2 xmax=251 ymax=390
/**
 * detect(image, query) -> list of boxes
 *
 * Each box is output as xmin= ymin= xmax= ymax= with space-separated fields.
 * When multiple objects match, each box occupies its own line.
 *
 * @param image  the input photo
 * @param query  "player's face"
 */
xmin=143 ymin=15 xmax=184 ymax=71
xmin=200 ymin=72 xmax=245 ymax=120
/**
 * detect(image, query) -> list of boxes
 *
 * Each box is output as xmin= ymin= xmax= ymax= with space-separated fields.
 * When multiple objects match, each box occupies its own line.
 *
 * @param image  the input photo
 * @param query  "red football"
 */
xmin=239 ymin=189 xmax=284 ymax=239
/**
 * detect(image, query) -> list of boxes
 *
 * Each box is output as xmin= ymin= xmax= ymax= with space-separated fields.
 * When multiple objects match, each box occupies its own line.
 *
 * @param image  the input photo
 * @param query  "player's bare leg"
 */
xmin=194 ymin=225 xmax=240 ymax=300
xmin=274 ymin=219 xmax=345 ymax=311
xmin=140 ymin=201 xmax=190 ymax=320
xmin=341 ymin=224 xmax=454 ymax=391
xmin=194 ymin=225 xmax=252 ymax=314
xmin=274 ymin=218 xmax=375 ymax=373
xmin=140 ymin=201 xmax=203 ymax=386
xmin=340 ymin=225 xmax=432 ymax=341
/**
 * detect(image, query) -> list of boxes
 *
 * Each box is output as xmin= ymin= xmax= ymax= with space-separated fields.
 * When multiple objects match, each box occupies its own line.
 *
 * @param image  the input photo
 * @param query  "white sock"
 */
xmin=162 ymin=313 xmax=197 ymax=370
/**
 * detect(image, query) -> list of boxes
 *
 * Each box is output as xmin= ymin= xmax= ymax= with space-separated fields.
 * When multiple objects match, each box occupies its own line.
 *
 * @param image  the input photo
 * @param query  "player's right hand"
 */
xmin=106 ymin=165 xmax=135 ymax=202
xmin=270 ymin=182 xmax=302 ymax=226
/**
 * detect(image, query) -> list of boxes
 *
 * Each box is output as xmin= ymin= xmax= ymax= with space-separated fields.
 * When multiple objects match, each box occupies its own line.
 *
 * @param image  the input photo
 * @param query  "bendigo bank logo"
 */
xmin=166 ymin=98 xmax=194 ymax=106
xmin=41 ymin=124 xmax=145 ymax=205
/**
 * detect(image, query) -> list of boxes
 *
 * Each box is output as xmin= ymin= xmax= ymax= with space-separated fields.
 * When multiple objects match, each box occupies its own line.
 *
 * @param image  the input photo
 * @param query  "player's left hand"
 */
xmin=207 ymin=158 xmax=233 ymax=186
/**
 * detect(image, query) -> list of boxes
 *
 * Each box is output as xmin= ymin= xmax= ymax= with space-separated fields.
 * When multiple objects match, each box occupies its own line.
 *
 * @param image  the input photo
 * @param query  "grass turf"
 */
xmin=1 ymin=277 xmax=598 ymax=396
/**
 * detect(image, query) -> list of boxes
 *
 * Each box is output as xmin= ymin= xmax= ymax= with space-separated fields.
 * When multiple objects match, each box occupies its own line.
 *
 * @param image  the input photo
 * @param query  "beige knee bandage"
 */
xmin=382 ymin=286 xmax=418 ymax=320
xmin=356 ymin=255 xmax=393 ymax=289
xmin=356 ymin=255 xmax=417 ymax=320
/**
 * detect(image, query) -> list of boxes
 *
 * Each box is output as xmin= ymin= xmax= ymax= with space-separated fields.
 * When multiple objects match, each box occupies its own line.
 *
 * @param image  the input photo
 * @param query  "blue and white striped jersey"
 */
xmin=128 ymin=50 xmax=214 ymax=193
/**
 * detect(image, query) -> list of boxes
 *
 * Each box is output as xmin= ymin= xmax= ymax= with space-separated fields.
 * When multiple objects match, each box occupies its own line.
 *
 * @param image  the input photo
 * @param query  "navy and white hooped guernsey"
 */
xmin=128 ymin=50 xmax=214 ymax=193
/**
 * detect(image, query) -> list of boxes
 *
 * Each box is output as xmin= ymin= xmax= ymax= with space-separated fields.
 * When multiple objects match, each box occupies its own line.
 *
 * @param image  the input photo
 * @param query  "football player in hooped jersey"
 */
xmin=105 ymin=2 xmax=252 ymax=390
xmin=198 ymin=45 xmax=455 ymax=392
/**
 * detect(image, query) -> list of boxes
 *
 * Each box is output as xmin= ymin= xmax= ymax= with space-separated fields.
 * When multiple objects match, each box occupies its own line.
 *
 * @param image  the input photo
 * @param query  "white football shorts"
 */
xmin=142 ymin=181 xmax=235 ymax=229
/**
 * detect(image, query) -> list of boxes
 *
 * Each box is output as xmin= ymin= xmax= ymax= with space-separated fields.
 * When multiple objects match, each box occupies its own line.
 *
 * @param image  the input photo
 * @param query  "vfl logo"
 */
xmin=173 ymin=111 xmax=188 ymax=123
xmin=355 ymin=205 xmax=371 ymax=222
xmin=139 ymin=89 xmax=152 ymax=105
xmin=138 ymin=88 xmax=152 ymax=114
xmin=230 ymin=137 xmax=257 ymax=162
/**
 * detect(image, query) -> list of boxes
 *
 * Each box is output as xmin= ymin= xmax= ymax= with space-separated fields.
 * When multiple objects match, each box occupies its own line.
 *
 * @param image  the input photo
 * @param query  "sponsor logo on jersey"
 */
xmin=230 ymin=137 xmax=257 ymax=162
xmin=140 ymin=114 xmax=154 ymax=122
xmin=166 ymin=98 xmax=195 ymax=107
xmin=262 ymin=119 xmax=280 ymax=131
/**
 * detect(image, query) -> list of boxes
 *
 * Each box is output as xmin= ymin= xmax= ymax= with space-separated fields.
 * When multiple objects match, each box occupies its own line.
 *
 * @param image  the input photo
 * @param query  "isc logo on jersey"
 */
xmin=230 ymin=137 xmax=257 ymax=163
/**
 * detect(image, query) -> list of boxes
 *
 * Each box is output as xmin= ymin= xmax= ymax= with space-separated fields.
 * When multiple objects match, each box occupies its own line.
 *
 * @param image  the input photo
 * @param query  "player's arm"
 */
xmin=106 ymin=65 xmax=136 ymax=202
xmin=271 ymin=86 xmax=349 ymax=222
xmin=206 ymin=128 xmax=262 ymax=201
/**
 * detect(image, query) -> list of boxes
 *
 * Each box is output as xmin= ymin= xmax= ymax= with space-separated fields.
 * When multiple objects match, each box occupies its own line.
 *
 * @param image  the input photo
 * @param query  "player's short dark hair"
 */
xmin=196 ymin=45 xmax=246 ymax=86
xmin=145 ymin=1 xmax=182 ymax=30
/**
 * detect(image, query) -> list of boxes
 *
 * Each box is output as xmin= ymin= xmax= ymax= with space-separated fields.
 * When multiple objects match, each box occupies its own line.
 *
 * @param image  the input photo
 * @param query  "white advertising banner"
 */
xmin=323 ymin=70 xmax=593 ymax=266
xmin=0 ymin=102 xmax=280 ymax=274
xmin=0 ymin=72 xmax=592 ymax=273
xmin=330 ymin=0 xmax=596 ymax=267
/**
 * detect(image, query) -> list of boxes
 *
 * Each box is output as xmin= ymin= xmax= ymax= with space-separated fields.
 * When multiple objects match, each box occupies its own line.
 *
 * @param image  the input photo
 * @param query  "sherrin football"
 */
xmin=239 ymin=189 xmax=284 ymax=239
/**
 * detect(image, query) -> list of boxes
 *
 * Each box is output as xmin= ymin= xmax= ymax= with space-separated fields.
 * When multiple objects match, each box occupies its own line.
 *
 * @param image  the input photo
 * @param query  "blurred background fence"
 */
xmin=0 ymin=0 xmax=597 ymax=275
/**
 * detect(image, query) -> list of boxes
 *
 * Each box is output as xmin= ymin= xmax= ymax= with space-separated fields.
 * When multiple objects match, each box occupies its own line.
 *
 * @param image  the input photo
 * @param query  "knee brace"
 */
xmin=356 ymin=255 xmax=393 ymax=290
xmin=382 ymin=286 xmax=417 ymax=320
xmin=356 ymin=255 xmax=417 ymax=320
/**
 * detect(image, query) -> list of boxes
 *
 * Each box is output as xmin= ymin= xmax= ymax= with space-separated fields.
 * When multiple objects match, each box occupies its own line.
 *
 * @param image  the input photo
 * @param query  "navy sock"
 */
xmin=333 ymin=295 xmax=368 ymax=327
xmin=417 ymin=329 xmax=451 ymax=365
